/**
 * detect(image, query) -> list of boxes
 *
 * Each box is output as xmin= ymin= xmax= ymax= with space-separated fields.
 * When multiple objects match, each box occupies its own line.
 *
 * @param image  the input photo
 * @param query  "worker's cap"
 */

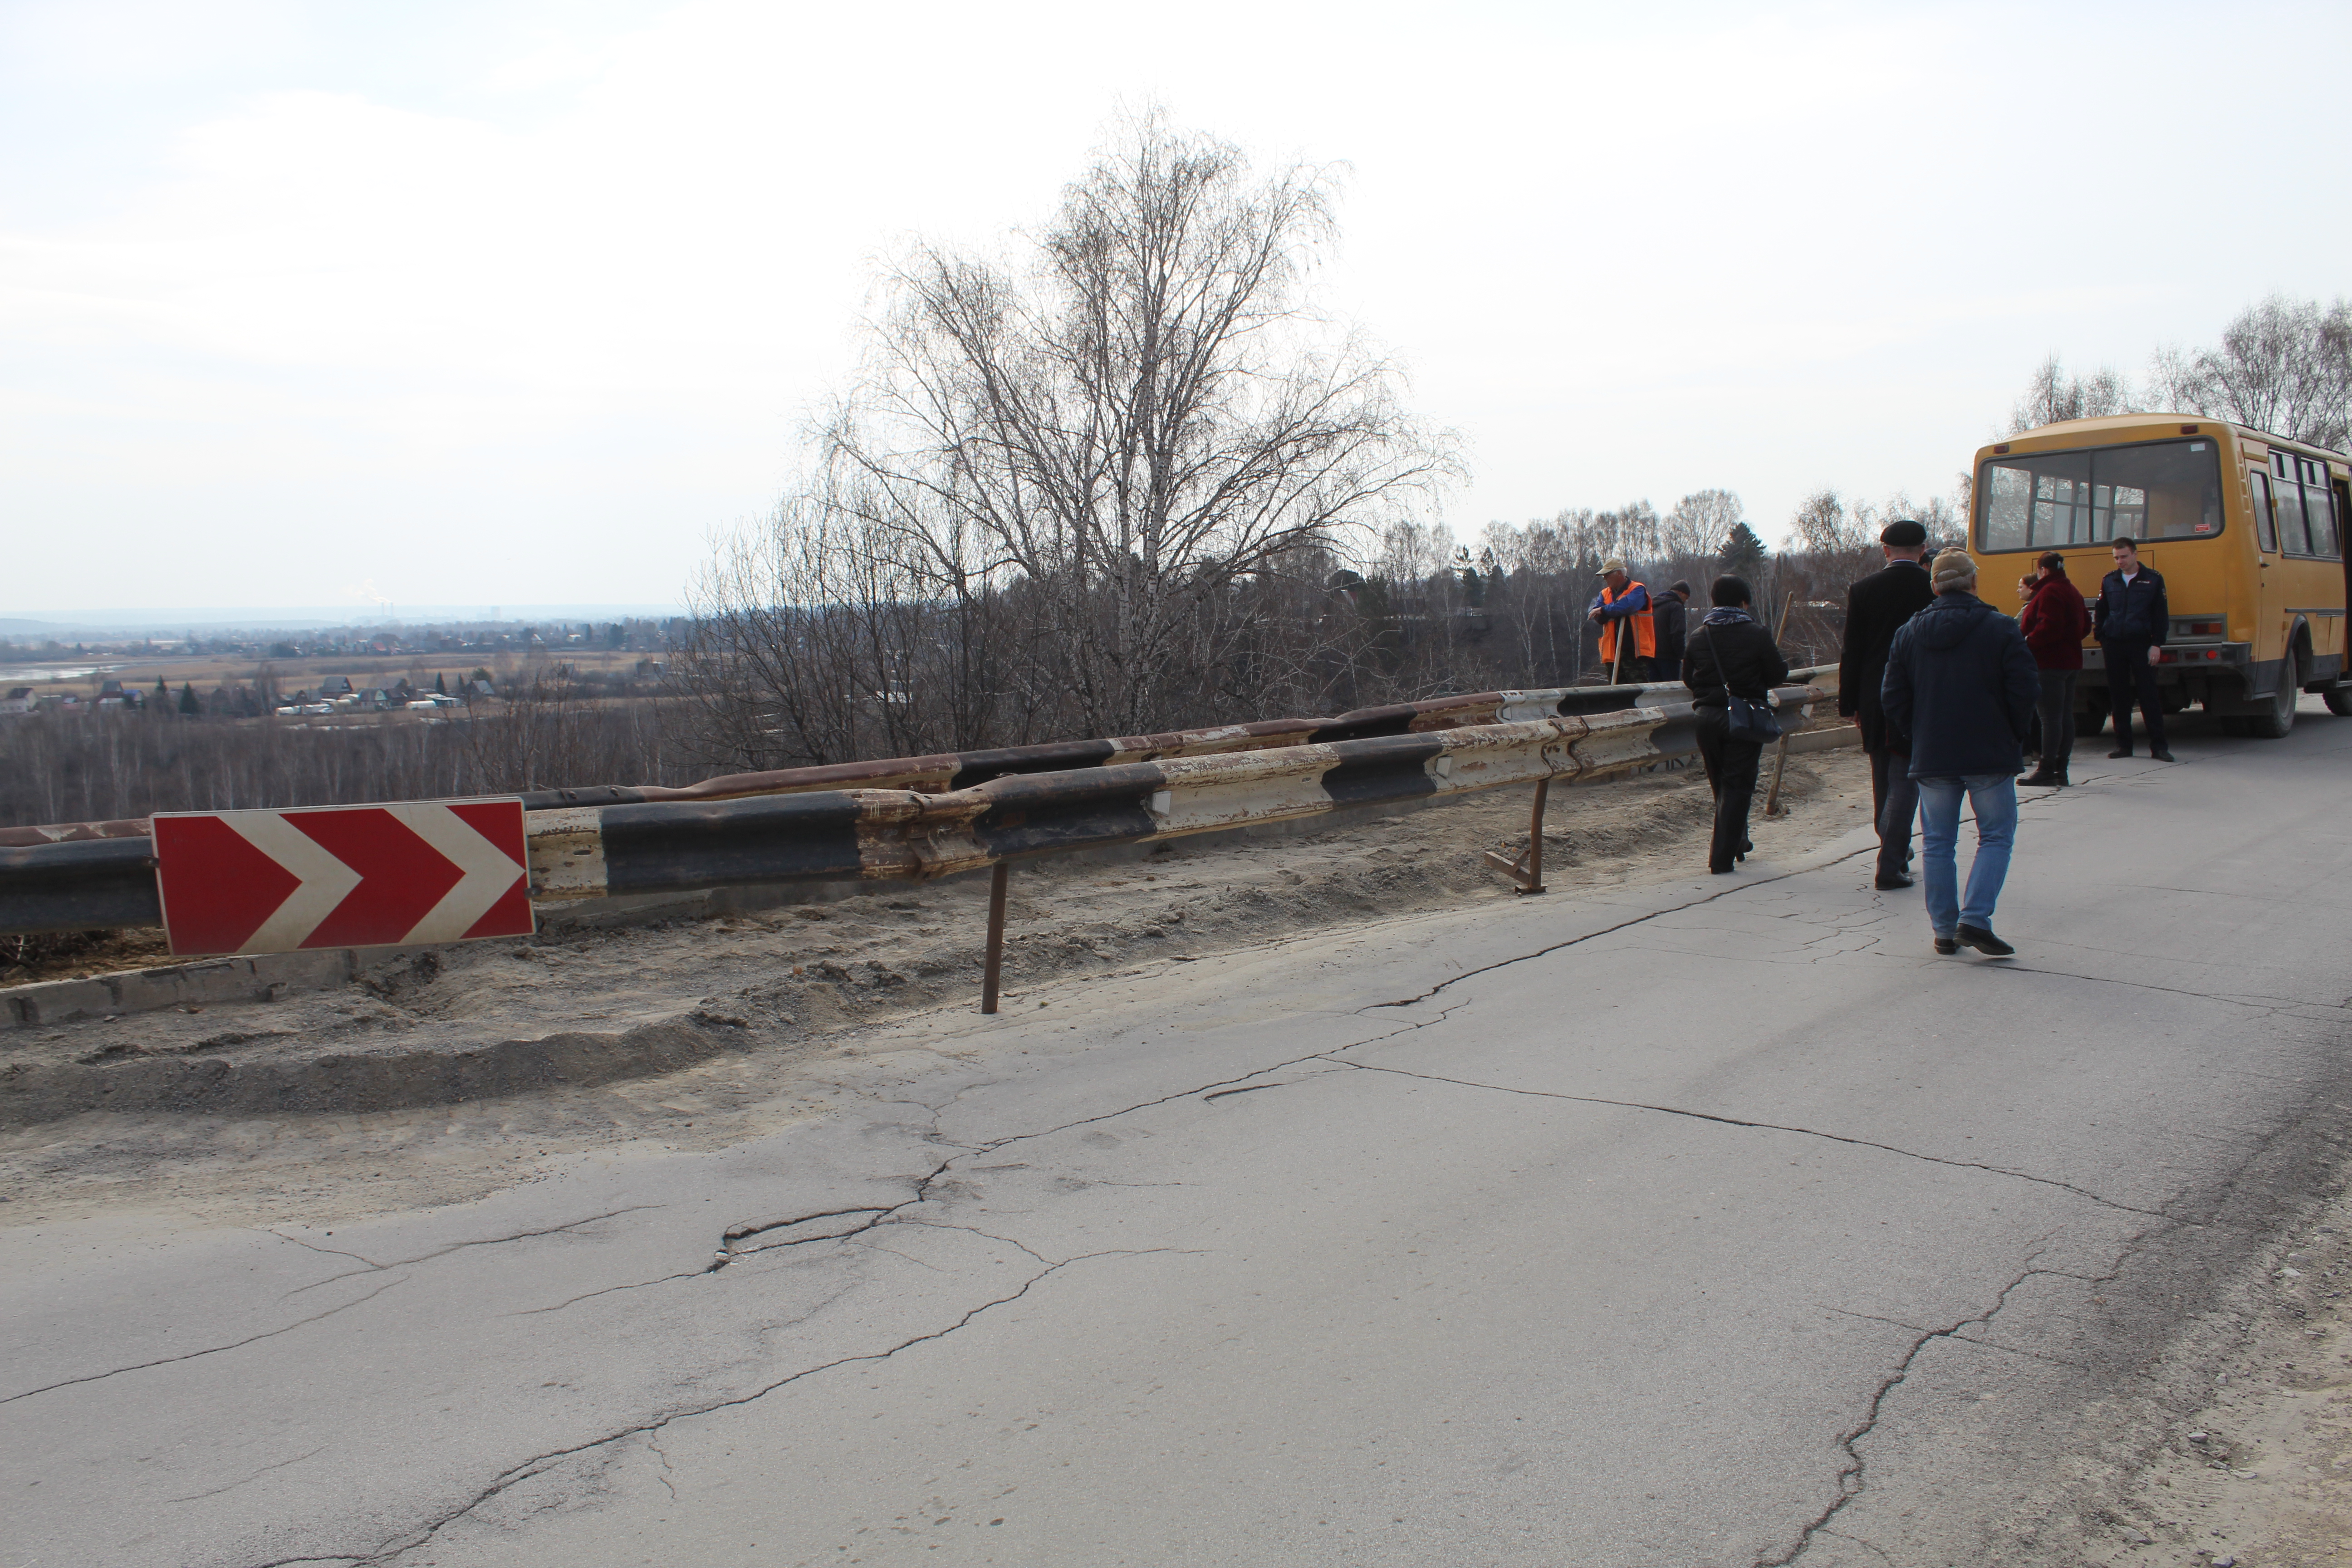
xmin=1880 ymin=519 xmax=1928 ymax=547
xmin=1930 ymin=549 xmax=1978 ymax=590
xmin=1670 ymin=580 xmax=1691 ymax=595
xmin=1597 ymin=557 xmax=1627 ymax=575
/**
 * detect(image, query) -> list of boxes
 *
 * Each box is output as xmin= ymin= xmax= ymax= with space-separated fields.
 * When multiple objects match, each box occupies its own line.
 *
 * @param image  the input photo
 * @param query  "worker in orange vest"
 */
xmin=1587 ymin=557 xmax=1657 ymax=681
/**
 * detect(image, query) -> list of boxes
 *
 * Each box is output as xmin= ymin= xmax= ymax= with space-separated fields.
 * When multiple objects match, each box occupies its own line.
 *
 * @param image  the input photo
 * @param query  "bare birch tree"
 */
xmin=823 ymin=110 xmax=1453 ymax=738
xmin=1663 ymin=489 xmax=1742 ymax=559
xmin=2009 ymin=354 xmax=2137 ymax=433
xmin=2151 ymin=294 xmax=2352 ymax=449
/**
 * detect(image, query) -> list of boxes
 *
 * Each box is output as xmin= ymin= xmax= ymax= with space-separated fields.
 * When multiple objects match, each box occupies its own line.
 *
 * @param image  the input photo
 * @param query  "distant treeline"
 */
xmin=0 ymin=687 xmax=695 ymax=828
xmin=0 ymin=529 xmax=1902 ymax=829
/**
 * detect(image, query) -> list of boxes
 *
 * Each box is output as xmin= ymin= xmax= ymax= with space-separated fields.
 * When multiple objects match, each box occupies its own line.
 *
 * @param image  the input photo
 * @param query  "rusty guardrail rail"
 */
xmin=0 ymin=674 xmax=1711 ymax=848
xmin=2 ymin=671 xmax=1841 ymax=1013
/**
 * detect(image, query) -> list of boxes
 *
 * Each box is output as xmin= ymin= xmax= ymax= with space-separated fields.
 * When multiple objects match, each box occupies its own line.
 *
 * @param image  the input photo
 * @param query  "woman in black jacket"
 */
xmin=1682 ymin=575 xmax=1793 ymax=874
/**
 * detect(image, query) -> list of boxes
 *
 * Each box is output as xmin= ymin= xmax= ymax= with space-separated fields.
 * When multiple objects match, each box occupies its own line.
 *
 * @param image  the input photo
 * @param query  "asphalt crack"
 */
xmin=237 ymin=1247 xmax=1177 ymax=1568
xmin=279 ymin=1207 xmax=663 ymax=1297
xmin=163 ymin=1445 xmax=330 ymax=1504
xmin=1318 ymin=1057 xmax=2194 ymax=1224
xmin=1 ymin=1274 xmax=409 ymax=1407
xmin=710 ymin=1167 xmax=952 ymax=1271
xmin=1757 ymin=1256 xmax=2052 ymax=1566
xmin=505 ymin=1269 xmax=710 ymax=1318
xmin=1367 ymin=846 xmax=1877 ymax=1009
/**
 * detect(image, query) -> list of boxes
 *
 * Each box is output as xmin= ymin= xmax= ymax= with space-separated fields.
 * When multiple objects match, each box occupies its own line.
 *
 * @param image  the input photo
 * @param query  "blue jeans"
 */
xmin=1916 ymin=774 xmax=2018 ymax=935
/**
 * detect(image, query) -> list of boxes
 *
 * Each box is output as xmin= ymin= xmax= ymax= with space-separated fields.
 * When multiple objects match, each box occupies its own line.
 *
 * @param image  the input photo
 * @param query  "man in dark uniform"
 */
xmin=2091 ymin=536 xmax=2173 ymax=761
xmin=1838 ymin=519 xmax=1937 ymax=890
xmin=1652 ymin=581 xmax=1690 ymax=682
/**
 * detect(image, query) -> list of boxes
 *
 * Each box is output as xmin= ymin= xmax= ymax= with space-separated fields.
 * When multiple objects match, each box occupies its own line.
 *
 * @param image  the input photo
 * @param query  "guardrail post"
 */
xmin=980 ymin=861 xmax=1010 ymax=1014
xmin=1482 ymin=777 xmax=1551 ymax=894
xmin=1763 ymin=589 xmax=1800 ymax=817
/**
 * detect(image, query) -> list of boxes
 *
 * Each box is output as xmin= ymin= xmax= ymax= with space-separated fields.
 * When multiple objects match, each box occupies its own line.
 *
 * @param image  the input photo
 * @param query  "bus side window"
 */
xmin=2309 ymin=476 xmax=2342 ymax=559
xmin=2251 ymin=468 xmax=2279 ymax=553
xmin=2278 ymin=470 xmax=2315 ymax=554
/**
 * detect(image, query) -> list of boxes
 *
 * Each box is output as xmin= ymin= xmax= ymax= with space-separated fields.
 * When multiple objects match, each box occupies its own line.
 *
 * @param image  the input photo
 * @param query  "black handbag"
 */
xmin=1700 ymin=626 xmax=1783 ymax=744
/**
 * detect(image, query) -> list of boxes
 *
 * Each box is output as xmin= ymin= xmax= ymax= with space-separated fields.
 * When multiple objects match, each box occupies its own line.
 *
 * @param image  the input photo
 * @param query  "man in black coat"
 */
xmin=1838 ymin=519 xmax=1937 ymax=890
xmin=2090 ymin=537 xmax=2173 ymax=761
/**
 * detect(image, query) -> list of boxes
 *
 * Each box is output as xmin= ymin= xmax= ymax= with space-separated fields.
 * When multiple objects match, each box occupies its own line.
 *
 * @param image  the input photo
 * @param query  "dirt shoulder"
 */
xmin=2064 ymin=1181 xmax=2352 ymax=1568
xmin=0 ymin=747 xmax=1875 ymax=1228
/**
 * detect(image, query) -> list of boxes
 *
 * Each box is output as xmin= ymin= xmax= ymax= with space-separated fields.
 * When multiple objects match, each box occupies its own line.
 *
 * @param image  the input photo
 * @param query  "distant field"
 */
xmin=0 ymin=647 xmax=656 ymax=700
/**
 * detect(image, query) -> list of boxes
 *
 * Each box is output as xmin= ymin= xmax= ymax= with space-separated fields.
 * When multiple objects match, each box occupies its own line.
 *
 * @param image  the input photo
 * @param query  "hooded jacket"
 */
xmin=1880 ymin=592 xmax=2042 ymax=779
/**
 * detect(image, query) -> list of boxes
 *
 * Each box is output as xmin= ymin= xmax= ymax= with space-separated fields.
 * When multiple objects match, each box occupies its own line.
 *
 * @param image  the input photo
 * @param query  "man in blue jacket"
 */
xmin=2091 ymin=537 xmax=2173 ymax=761
xmin=1882 ymin=550 xmax=2042 ymax=956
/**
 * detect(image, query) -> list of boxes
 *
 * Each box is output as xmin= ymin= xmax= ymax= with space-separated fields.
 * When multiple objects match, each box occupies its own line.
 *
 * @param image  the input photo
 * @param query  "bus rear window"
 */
xmin=1978 ymin=439 xmax=2224 ymax=552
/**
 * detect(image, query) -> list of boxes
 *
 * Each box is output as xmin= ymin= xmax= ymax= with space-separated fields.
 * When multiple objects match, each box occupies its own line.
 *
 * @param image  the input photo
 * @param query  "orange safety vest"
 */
xmin=1597 ymin=580 xmax=1658 ymax=665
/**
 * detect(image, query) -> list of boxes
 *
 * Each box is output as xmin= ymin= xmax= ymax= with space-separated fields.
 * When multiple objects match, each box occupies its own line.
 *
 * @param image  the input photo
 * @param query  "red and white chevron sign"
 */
xmin=152 ymin=800 xmax=534 ymax=957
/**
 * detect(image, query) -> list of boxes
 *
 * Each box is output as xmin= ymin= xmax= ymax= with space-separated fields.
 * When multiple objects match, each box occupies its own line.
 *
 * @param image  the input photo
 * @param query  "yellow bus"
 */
xmin=1967 ymin=413 xmax=2352 ymax=738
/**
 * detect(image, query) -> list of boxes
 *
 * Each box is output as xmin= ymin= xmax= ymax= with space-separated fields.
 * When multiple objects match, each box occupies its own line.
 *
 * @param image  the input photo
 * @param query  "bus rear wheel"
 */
xmin=2250 ymin=651 xmax=2300 ymax=739
xmin=2074 ymin=692 xmax=2109 ymax=738
xmin=2325 ymin=686 xmax=2352 ymax=716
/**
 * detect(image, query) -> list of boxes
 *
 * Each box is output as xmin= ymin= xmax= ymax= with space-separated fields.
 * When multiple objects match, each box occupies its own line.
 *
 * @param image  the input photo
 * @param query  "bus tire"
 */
xmin=2075 ymin=692 xmax=2109 ymax=738
xmin=2325 ymin=686 xmax=2352 ymax=716
xmin=2251 ymin=651 xmax=2299 ymax=739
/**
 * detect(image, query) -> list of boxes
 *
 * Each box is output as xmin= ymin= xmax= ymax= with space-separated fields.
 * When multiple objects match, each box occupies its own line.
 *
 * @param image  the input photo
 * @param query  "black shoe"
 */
xmin=1933 ymin=936 xmax=1959 ymax=955
xmin=1955 ymin=923 xmax=2014 ymax=957
xmin=1709 ymin=863 xmax=1735 ymax=875
xmin=2107 ymin=747 xmax=2133 ymax=758
xmin=2018 ymin=768 xmax=2059 ymax=787
xmin=2052 ymin=767 xmax=2069 ymax=787
xmin=2150 ymin=748 xmax=2175 ymax=762
xmin=1738 ymin=839 xmax=1753 ymax=855
xmin=1874 ymin=872 xmax=1914 ymax=890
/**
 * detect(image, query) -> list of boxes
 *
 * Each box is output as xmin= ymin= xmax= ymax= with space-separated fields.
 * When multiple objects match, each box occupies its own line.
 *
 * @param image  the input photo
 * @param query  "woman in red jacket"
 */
xmin=2016 ymin=551 xmax=2092 ymax=786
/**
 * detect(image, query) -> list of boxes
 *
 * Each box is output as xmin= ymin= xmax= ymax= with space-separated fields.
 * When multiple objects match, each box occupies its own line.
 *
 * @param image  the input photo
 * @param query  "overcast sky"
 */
xmin=4 ymin=0 xmax=2346 ymax=616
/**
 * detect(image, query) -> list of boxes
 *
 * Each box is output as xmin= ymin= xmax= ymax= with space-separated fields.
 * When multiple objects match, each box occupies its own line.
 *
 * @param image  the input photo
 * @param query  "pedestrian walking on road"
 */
xmin=2091 ymin=537 xmax=2174 ymax=761
xmin=1838 ymin=519 xmax=1937 ymax=891
xmin=2017 ymin=551 xmax=2091 ymax=787
xmin=1588 ymin=559 xmax=1656 ymax=683
xmin=1652 ymin=581 xmax=1690 ymax=678
xmin=1682 ymin=574 xmax=1791 ymax=876
xmin=1881 ymin=550 xmax=2041 ymax=957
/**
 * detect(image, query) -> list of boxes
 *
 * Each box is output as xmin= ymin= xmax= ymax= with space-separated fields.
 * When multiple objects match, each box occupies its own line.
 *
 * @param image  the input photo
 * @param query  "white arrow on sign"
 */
xmin=230 ymin=810 xmax=367 ymax=953
xmin=383 ymin=802 xmax=529 ymax=943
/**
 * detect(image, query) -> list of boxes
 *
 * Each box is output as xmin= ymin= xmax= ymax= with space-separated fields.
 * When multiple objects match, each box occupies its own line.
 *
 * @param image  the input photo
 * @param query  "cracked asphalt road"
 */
xmin=8 ymin=717 xmax=2352 ymax=1566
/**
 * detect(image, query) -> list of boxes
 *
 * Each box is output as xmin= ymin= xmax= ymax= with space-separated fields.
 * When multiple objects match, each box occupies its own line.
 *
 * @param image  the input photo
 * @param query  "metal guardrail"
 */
xmin=0 ymin=676 xmax=1707 ymax=848
xmin=0 ymin=672 xmax=1839 ymax=966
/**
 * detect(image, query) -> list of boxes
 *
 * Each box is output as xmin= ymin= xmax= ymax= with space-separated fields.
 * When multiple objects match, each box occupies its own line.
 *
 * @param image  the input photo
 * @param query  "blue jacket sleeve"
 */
xmin=2150 ymin=572 xmax=2169 ymax=646
xmin=1880 ymin=624 xmax=1914 ymax=739
xmin=1591 ymin=584 xmax=1649 ymax=619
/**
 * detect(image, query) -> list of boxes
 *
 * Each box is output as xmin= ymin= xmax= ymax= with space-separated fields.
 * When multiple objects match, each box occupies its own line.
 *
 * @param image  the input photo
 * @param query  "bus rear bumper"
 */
xmin=2082 ymin=644 xmax=2263 ymax=713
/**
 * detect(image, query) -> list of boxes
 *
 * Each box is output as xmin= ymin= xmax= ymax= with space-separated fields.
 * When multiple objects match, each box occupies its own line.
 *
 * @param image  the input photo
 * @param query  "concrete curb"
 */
xmin=2 ymin=948 xmax=378 ymax=1035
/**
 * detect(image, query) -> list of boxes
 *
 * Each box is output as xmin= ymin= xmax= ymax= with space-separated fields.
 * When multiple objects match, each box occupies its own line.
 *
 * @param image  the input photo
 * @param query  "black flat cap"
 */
xmin=1880 ymin=519 xmax=1927 ymax=546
